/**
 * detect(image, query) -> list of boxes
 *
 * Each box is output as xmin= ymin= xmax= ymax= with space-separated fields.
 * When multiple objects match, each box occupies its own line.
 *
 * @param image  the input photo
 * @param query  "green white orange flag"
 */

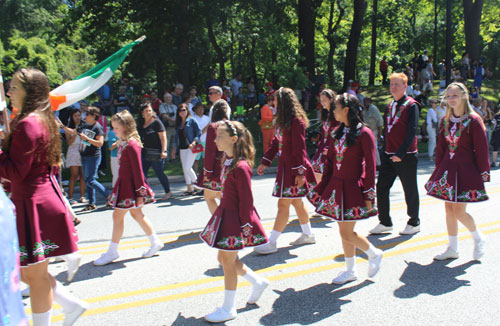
xmin=49 ymin=35 xmax=145 ymax=111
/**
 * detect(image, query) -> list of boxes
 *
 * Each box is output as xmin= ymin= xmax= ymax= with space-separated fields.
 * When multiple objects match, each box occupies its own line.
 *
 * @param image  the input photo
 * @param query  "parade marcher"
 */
xmin=308 ymin=93 xmax=382 ymax=284
xmin=425 ymin=83 xmax=488 ymax=261
xmin=94 ymin=110 xmax=162 ymax=266
xmin=371 ymin=73 xmax=421 ymax=235
xmin=200 ymin=120 xmax=269 ymax=323
xmin=311 ymin=89 xmax=338 ymax=181
xmin=1 ymin=68 xmax=86 ymax=326
xmin=195 ymin=99 xmax=229 ymax=214
xmin=254 ymin=87 xmax=317 ymax=254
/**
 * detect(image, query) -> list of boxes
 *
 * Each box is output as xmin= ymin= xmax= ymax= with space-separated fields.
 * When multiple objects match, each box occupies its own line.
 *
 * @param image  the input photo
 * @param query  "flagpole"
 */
xmin=0 ymin=68 xmax=10 ymax=134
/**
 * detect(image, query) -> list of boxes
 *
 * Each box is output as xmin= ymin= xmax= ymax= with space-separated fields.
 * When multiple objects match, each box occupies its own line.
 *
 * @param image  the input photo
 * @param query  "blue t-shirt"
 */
xmin=0 ymin=188 xmax=28 ymax=326
xmin=108 ymin=130 xmax=119 ymax=157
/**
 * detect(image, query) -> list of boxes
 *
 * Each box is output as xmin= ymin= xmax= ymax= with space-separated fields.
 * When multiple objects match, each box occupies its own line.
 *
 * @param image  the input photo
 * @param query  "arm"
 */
xmin=361 ymin=130 xmax=377 ymax=202
xmin=395 ymin=102 xmax=419 ymax=159
xmin=471 ymin=117 xmax=491 ymax=182
xmin=158 ymin=131 xmax=167 ymax=159
xmin=435 ymin=119 xmax=446 ymax=167
xmin=260 ymin=133 xmax=279 ymax=167
xmin=0 ymin=119 xmax=39 ymax=181
xmin=81 ymin=133 xmax=104 ymax=148
xmin=65 ymin=132 xmax=77 ymax=145
xmin=290 ymin=118 xmax=307 ymax=177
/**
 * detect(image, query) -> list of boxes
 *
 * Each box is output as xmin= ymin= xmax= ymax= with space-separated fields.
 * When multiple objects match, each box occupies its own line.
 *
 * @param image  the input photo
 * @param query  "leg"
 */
xmin=217 ymin=251 xmax=239 ymax=290
xmin=376 ymin=153 xmax=398 ymax=226
xmin=21 ymin=260 xmax=52 ymax=313
xmin=87 ymin=156 xmax=110 ymax=200
xmin=151 ymin=160 xmax=171 ymax=193
xmin=141 ymin=155 xmax=152 ymax=179
xmin=68 ymin=166 xmax=79 ymax=199
xmin=179 ymin=149 xmax=194 ymax=192
xmin=290 ymin=198 xmax=310 ymax=225
xmin=111 ymin=208 xmax=128 ymax=243
xmin=78 ymin=167 xmax=86 ymax=199
xmin=81 ymin=156 xmax=96 ymax=205
xmin=204 ymin=189 xmax=221 ymax=215
xmin=492 ymin=151 xmax=498 ymax=166
xmin=396 ymin=154 xmax=420 ymax=226
xmin=314 ymin=173 xmax=323 ymax=184
xmin=129 ymin=207 xmax=163 ymax=257
xmin=273 ymin=198 xmax=292 ymax=232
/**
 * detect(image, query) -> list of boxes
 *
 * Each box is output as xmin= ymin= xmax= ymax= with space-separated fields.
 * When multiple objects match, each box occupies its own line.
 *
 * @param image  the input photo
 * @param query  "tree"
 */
xmin=297 ymin=0 xmax=323 ymax=76
xmin=343 ymin=0 xmax=367 ymax=88
xmin=324 ymin=0 xmax=346 ymax=86
xmin=462 ymin=0 xmax=484 ymax=61
xmin=368 ymin=0 xmax=378 ymax=85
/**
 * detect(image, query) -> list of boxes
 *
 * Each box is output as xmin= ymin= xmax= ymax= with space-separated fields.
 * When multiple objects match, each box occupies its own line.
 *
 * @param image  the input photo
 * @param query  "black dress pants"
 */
xmin=376 ymin=152 xmax=420 ymax=227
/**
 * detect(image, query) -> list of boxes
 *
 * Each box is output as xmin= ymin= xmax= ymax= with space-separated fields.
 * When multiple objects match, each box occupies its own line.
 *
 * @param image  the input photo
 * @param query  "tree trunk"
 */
xmin=433 ymin=0 xmax=438 ymax=63
xmin=343 ymin=0 xmax=367 ymax=89
xmin=462 ymin=0 xmax=484 ymax=61
xmin=176 ymin=2 xmax=190 ymax=86
xmin=206 ymin=13 xmax=226 ymax=82
xmin=368 ymin=0 xmax=378 ymax=85
xmin=326 ymin=0 xmax=345 ymax=86
xmin=298 ymin=0 xmax=323 ymax=76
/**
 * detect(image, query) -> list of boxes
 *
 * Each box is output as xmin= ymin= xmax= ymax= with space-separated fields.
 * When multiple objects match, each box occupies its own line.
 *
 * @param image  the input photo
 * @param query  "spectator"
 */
xmin=422 ymin=57 xmax=436 ymax=95
xmin=264 ymin=82 xmax=275 ymax=97
xmin=413 ymin=84 xmax=427 ymax=106
xmin=122 ymin=76 xmax=136 ymax=108
xmin=159 ymin=92 xmax=177 ymax=160
xmin=426 ymin=99 xmax=439 ymax=160
xmin=234 ymin=86 xmax=246 ymax=118
xmin=205 ymin=70 xmax=219 ymax=92
xmin=150 ymin=91 xmax=162 ymax=116
xmin=192 ymin=103 xmax=210 ymax=175
xmin=461 ymin=53 xmax=471 ymax=80
xmin=187 ymin=86 xmax=202 ymax=109
xmin=97 ymin=82 xmax=114 ymax=116
xmin=107 ymin=124 xmax=120 ymax=187
xmin=95 ymin=105 xmax=108 ymax=176
xmin=480 ymin=98 xmax=494 ymax=144
xmin=64 ymin=109 xmax=87 ymax=205
xmin=379 ymin=56 xmax=389 ymax=84
xmin=246 ymin=77 xmax=257 ymax=108
xmin=452 ymin=68 xmax=462 ymax=82
xmin=348 ymin=81 xmax=359 ymax=96
xmin=114 ymin=86 xmax=131 ymax=113
xmin=436 ymin=100 xmax=446 ymax=121
xmin=137 ymin=103 xmax=171 ymax=200
xmin=473 ymin=61 xmax=485 ymax=92
xmin=79 ymin=100 xmax=89 ymax=119
xmin=171 ymin=103 xmax=201 ymax=196
xmin=258 ymin=95 xmax=275 ymax=154
xmin=172 ymin=83 xmax=184 ymax=106
xmin=229 ymin=73 xmax=243 ymax=98
xmin=208 ymin=86 xmax=231 ymax=120
xmin=363 ymin=97 xmax=383 ymax=166
xmin=222 ymin=86 xmax=232 ymax=105
xmin=491 ymin=106 xmax=500 ymax=167
xmin=470 ymin=87 xmax=480 ymax=99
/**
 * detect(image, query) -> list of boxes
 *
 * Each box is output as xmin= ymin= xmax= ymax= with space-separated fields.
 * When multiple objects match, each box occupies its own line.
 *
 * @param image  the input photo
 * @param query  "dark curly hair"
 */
xmin=275 ymin=87 xmax=309 ymax=129
xmin=333 ymin=93 xmax=365 ymax=147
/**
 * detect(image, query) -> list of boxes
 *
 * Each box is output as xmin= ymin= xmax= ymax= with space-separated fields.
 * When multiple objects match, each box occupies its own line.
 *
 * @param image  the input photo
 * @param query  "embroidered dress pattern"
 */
xmin=425 ymin=170 xmax=455 ymax=201
xmin=344 ymin=206 xmax=378 ymax=220
xmin=200 ymin=214 xmax=220 ymax=246
xmin=219 ymin=158 xmax=233 ymax=199
xmin=444 ymin=116 xmax=471 ymax=159
xmin=457 ymin=189 xmax=488 ymax=202
xmin=316 ymin=190 xmax=340 ymax=218
xmin=19 ymin=240 xmax=60 ymax=262
xmin=333 ymin=129 xmax=349 ymax=170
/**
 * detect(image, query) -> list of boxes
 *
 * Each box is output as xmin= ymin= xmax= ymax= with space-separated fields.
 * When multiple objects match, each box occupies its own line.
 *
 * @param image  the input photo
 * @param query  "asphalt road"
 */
xmin=25 ymin=157 xmax=500 ymax=325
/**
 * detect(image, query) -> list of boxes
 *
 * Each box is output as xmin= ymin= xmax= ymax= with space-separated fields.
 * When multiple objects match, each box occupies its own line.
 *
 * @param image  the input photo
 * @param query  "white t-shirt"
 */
xmin=426 ymin=107 xmax=438 ymax=126
xmin=193 ymin=114 xmax=211 ymax=142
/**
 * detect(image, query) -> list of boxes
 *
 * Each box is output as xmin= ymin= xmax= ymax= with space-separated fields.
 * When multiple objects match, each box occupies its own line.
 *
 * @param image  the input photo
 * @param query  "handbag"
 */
xmin=191 ymin=143 xmax=204 ymax=154
xmin=143 ymin=147 xmax=162 ymax=162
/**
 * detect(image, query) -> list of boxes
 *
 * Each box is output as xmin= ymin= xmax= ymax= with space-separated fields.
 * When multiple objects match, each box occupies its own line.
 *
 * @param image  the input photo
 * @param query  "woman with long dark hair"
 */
xmin=308 ymin=93 xmax=382 ymax=284
xmin=65 ymin=108 xmax=86 ymax=205
xmin=1 ymin=68 xmax=86 ymax=325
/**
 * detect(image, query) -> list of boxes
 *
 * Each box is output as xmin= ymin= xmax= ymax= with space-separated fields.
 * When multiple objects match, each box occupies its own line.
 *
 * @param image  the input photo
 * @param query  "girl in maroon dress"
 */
xmin=255 ymin=87 xmax=317 ymax=254
xmin=311 ymin=89 xmax=338 ymax=181
xmin=200 ymin=120 xmax=269 ymax=323
xmin=425 ymin=83 xmax=488 ymax=261
xmin=93 ymin=110 xmax=162 ymax=266
xmin=195 ymin=99 xmax=229 ymax=214
xmin=308 ymin=94 xmax=382 ymax=284
xmin=1 ymin=68 xmax=86 ymax=325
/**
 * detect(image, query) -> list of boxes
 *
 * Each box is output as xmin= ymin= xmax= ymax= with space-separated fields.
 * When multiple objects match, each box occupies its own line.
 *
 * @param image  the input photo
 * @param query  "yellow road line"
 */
xmin=47 ymin=226 xmax=500 ymax=322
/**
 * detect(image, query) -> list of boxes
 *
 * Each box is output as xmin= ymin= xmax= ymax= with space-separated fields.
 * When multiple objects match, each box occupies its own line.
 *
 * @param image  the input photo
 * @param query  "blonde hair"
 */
xmin=389 ymin=72 xmax=408 ymax=85
xmin=218 ymin=120 xmax=255 ymax=172
xmin=442 ymin=82 xmax=485 ymax=130
xmin=111 ymin=110 xmax=143 ymax=146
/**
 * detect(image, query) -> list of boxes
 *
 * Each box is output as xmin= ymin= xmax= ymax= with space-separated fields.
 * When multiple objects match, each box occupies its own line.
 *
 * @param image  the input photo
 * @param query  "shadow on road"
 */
xmin=259 ymin=280 xmax=373 ymax=325
xmin=172 ymin=301 xmax=260 ymax=325
xmin=394 ymin=259 xmax=480 ymax=298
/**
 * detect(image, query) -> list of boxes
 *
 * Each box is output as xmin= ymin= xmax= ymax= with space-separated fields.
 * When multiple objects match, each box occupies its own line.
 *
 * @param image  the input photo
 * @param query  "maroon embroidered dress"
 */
xmin=108 ymin=140 xmax=155 ymax=209
xmin=425 ymin=114 xmax=490 ymax=202
xmin=200 ymin=159 xmax=268 ymax=251
xmin=307 ymin=125 xmax=378 ymax=221
xmin=261 ymin=117 xmax=317 ymax=198
xmin=0 ymin=115 xmax=78 ymax=266
xmin=311 ymin=120 xmax=339 ymax=174
xmin=195 ymin=123 xmax=223 ymax=192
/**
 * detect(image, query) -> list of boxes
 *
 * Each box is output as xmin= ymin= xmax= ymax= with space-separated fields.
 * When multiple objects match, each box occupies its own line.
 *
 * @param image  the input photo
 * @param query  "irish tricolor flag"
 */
xmin=49 ymin=36 xmax=145 ymax=111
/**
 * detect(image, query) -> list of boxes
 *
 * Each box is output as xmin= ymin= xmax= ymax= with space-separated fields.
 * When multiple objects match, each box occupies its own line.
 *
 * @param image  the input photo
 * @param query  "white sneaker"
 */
xmin=65 ymin=254 xmax=82 ymax=282
xmin=204 ymin=307 xmax=237 ymax=323
xmin=142 ymin=241 xmax=164 ymax=258
xmin=289 ymin=233 xmax=316 ymax=246
xmin=332 ymin=270 xmax=358 ymax=285
xmin=473 ymin=239 xmax=486 ymax=260
xmin=434 ymin=247 xmax=459 ymax=261
xmin=254 ymin=242 xmax=278 ymax=255
xmin=62 ymin=300 xmax=88 ymax=326
xmin=369 ymin=223 xmax=393 ymax=234
xmin=368 ymin=253 xmax=383 ymax=278
xmin=93 ymin=251 xmax=119 ymax=266
xmin=21 ymin=287 xmax=30 ymax=298
xmin=247 ymin=278 xmax=270 ymax=304
xmin=399 ymin=224 xmax=421 ymax=235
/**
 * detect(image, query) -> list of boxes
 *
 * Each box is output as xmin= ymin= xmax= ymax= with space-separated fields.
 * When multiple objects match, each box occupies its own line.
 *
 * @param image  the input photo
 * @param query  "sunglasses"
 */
xmin=179 ymin=109 xmax=187 ymax=112
xmin=208 ymin=92 xmax=218 ymax=95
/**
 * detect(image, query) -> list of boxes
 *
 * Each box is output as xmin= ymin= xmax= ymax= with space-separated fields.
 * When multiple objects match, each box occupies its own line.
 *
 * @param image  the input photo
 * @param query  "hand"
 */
xmin=161 ymin=152 xmax=167 ymax=159
xmin=79 ymin=133 xmax=89 ymax=142
xmin=137 ymin=197 xmax=144 ymax=206
xmin=170 ymin=150 xmax=176 ymax=160
xmin=188 ymin=143 xmax=195 ymax=149
xmin=55 ymin=117 xmax=64 ymax=128
xmin=365 ymin=200 xmax=373 ymax=210
xmin=295 ymin=175 xmax=306 ymax=188
xmin=257 ymin=164 xmax=266 ymax=175
xmin=204 ymin=176 xmax=211 ymax=183
xmin=322 ymin=148 xmax=328 ymax=155
xmin=390 ymin=155 xmax=402 ymax=162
